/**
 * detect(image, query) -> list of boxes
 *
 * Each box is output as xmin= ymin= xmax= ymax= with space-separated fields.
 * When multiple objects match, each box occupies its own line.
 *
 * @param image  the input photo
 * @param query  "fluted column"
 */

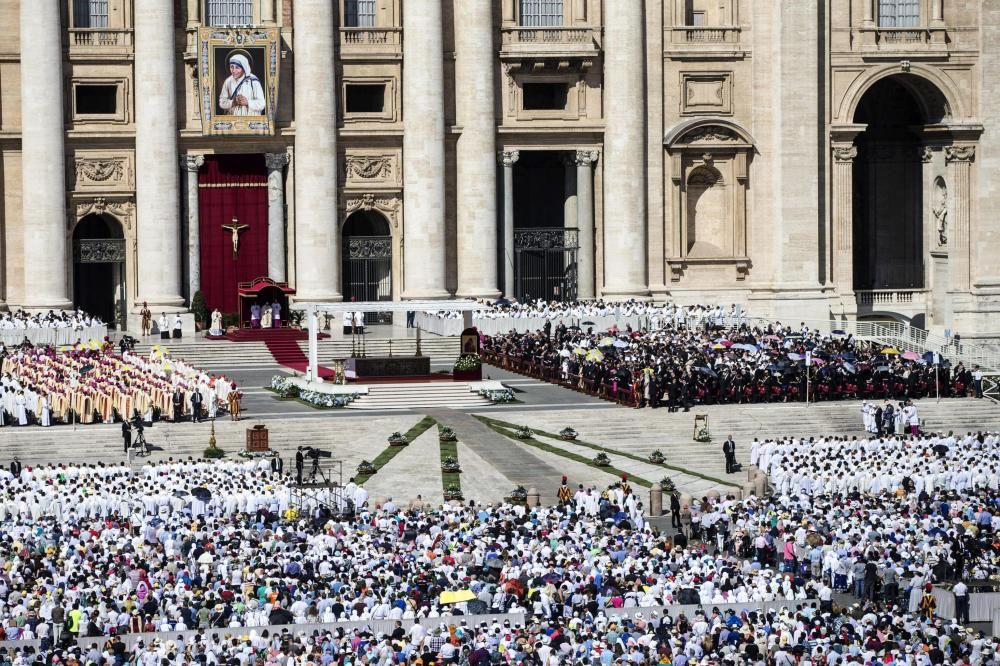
xmin=946 ymin=145 xmax=974 ymax=292
xmin=402 ymin=0 xmax=449 ymax=299
xmin=455 ymin=0 xmax=500 ymax=299
xmin=20 ymin=0 xmax=71 ymax=309
xmin=499 ymin=150 xmax=519 ymax=299
xmin=293 ymin=0 xmax=341 ymax=301
xmin=181 ymin=155 xmax=205 ymax=303
xmin=602 ymin=0 xmax=649 ymax=298
xmin=862 ymin=0 xmax=874 ymax=27
xmin=931 ymin=0 xmax=944 ymax=25
xmin=135 ymin=0 xmax=184 ymax=309
xmin=575 ymin=151 xmax=599 ymax=300
xmin=831 ymin=145 xmax=857 ymax=300
xmin=265 ymin=153 xmax=289 ymax=282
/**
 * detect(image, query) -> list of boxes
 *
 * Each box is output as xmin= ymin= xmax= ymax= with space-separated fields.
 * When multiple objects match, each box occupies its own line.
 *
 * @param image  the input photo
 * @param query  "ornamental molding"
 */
xmin=74 ymin=197 xmax=136 ymax=229
xmin=832 ymin=146 xmax=858 ymax=163
xmin=684 ymin=127 xmax=738 ymax=143
xmin=498 ymin=150 xmax=520 ymax=167
xmin=264 ymin=152 xmax=290 ymax=171
xmin=345 ymin=193 xmax=400 ymax=226
xmin=74 ymin=157 xmax=132 ymax=190
xmin=945 ymin=145 xmax=975 ymax=163
xmin=344 ymin=155 xmax=393 ymax=181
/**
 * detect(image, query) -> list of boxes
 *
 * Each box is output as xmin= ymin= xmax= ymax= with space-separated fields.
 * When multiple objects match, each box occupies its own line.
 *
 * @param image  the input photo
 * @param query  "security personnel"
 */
xmin=270 ymin=454 xmax=284 ymax=478
xmin=557 ymin=475 xmax=572 ymax=506
xmin=619 ymin=474 xmax=632 ymax=497
xmin=295 ymin=448 xmax=305 ymax=484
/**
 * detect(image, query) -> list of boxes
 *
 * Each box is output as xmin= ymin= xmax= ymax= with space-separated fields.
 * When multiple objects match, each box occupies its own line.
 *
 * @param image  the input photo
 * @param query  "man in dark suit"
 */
xmin=190 ymin=389 xmax=203 ymax=424
xmin=122 ymin=420 xmax=132 ymax=454
xmin=295 ymin=448 xmax=305 ymax=484
xmin=670 ymin=492 xmax=682 ymax=530
xmin=172 ymin=388 xmax=184 ymax=422
xmin=722 ymin=436 xmax=737 ymax=474
xmin=270 ymin=455 xmax=284 ymax=478
xmin=9 ymin=457 xmax=21 ymax=477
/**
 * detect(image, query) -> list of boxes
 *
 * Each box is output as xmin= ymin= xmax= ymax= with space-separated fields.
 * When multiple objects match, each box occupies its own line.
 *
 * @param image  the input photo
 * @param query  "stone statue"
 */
xmin=933 ymin=183 xmax=948 ymax=246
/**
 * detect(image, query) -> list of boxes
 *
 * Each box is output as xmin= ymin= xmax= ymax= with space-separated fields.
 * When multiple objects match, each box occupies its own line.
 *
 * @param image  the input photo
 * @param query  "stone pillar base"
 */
xmin=402 ymin=288 xmax=452 ymax=300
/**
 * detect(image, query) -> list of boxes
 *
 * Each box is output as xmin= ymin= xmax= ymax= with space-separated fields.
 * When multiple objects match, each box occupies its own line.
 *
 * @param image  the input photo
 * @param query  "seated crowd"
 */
xmin=424 ymin=299 xmax=744 ymax=326
xmin=482 ymin=321 xmax=974 ymax=407
xmin=0 ymin=343 xmax=237 ymax=427
xmin=3 ymin=427 xmax=1000 ymax=664
xmin=0 ymin=309 xmax=104 ymax=331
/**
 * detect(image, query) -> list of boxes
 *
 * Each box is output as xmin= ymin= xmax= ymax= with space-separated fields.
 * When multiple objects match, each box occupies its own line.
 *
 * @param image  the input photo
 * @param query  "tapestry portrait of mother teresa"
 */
xmin=216 ymin=48 xmax=267 ymax=117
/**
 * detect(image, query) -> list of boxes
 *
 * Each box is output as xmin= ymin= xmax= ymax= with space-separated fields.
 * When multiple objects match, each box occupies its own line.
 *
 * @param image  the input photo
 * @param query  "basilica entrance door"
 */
xmin=341 ymin=210 xmax=393 ymax=324
xmin=73 ymin=214 xmax=127 ymax=329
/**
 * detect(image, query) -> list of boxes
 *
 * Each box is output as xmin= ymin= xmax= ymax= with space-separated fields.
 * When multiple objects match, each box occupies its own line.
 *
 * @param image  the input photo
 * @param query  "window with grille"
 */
xmin=206 ymin=0 xmax=253 ymax=26
xmin=73 ymin=0 xmax=109 ymax=28
xmin=519 ymin=0 xmax=564 ymax=27
xmin=345 ymin=0 xmax=376 ymax=27
xmin=878 ymin=0 xmax=920 ymax=27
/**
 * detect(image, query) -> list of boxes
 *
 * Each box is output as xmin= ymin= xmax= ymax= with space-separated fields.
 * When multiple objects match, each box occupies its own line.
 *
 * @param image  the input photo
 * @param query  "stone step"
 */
xmin=346 ymin=383 xmax=492 ymax=410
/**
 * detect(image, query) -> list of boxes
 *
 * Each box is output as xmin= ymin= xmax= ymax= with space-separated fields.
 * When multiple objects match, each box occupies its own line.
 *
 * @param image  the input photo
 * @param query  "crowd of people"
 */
xmin=422 ymin=299 xmax=744 ymax=327
xmin=483 ymin=321 xmax=976 ymax=407
xmin=0 ymin=342 xmax=238 ymax=426
xmin=3 ymin=422 xmax=1000 ymax=663
xmin=0 ymin=309 xmax=103 ymax=331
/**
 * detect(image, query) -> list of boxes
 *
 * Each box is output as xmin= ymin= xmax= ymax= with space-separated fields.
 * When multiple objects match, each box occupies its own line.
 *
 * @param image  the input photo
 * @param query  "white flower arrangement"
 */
xmin=299 ymin=390 xmax=358 ymax=409
xmin=479 ymin=388 xmax=516 ymax=403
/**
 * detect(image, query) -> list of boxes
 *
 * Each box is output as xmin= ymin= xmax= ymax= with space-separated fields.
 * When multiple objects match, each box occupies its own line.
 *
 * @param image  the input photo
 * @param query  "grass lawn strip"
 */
xmin=438 ymin=425 xmax=462 ymax=495
xmin=476 ymin=416 xmax=652 ymax=488
xmin=482 ymin=416 xmax=739 ymax=489
xmin=355 ymin=416 xmax=437 ymax=485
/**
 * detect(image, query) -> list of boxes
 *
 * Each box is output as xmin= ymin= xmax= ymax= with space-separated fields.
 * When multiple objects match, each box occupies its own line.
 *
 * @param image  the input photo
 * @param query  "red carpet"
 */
xmin=223 ymin=328 xmax=329 ymax=342
xmin=263 ymin=338 xmax=335 ymax=378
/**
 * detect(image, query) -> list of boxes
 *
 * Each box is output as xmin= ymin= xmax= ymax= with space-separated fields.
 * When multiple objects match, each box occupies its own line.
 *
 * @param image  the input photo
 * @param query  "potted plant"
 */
xmin=649 ymin=449 xmax=666 ymax=464
xmin=388 ymin=431 xmax=409 ymax=447
xmin=439 ymin=427 xmax=458 ymax=442
xmin=443 ymin=483 xmax=464 ymax=501
xmin=559 ymin=427 xmax=578 ymax=441
xmin=453 ymin=354 xmax=483 ymax=381
xmin=441 ymin=456 xmax=462 ymax=473
xmin=659 ymin=477 xmax=677 ymax=495
xmin=506 ymin=486 xmax=528 ymax=505
xmin=514 ymin=425 xmax=534 ymax=440
xmin=357 ymin=460 xmax=376 ymax=476
xmin=593 ymin=452 xmax=611 ymax=467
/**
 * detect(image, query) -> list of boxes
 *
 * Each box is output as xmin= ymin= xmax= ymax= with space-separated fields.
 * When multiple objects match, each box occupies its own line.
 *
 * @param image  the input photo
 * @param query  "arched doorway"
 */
xmin=852 ymin=75 xmax=945 ymax=291
xmin=73 ymin=213 xmax=126 ymax=329
xmin=341 ymin=210 xmax=392 ymax=324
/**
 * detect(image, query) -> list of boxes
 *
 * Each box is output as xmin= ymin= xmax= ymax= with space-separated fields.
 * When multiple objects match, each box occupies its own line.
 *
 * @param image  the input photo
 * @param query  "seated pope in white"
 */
xmin=218 ymin=54 xmax=265 ymax=116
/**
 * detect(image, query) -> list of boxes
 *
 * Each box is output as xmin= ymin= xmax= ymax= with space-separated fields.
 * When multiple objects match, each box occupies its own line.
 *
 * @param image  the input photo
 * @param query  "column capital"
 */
xmin=181 ymin=154 xmax=205 ymax=172
xmin=498 ymin=150 xmax=520 ymax=167
xmin=265 ymin=152 xmax=290 ymax=171
xmin=832 ymin=145 xmax=858 ymax=163
xmin=945 ymin=145 xmax=976 ymax=163
xmin=574 ymin=150 xmax=600 ymax=167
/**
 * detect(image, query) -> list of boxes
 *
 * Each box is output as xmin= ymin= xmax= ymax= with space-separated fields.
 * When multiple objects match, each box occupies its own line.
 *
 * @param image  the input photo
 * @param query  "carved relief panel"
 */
xmin=72 ymin=152 xmax=135 ymax=193
xmin=341 ymin=153 xmax=401 ymax=189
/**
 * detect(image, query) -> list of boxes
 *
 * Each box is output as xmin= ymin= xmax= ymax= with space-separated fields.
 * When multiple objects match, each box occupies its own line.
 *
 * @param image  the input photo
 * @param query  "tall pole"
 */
xmin=307 ymin=306 xmax=319 ymax=382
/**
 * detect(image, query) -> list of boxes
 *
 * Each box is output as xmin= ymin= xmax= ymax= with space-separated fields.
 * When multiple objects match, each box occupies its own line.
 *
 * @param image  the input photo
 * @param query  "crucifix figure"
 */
xmin=221 ymin=216 xmax=249 ymax=258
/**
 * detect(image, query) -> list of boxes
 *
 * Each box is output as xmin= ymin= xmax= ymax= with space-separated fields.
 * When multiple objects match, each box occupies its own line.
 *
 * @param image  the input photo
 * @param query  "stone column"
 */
xmin=931 ymin=0 xmax=944 ymax=24
xmin=261 ymin=0 xmax=276 ymax=25
xmin=602 ymin=0 xmax=649 ymax=298
xmin=946 ymin=145 xmax=974 ymax=292
xmin=455 ymin=0 xmax=500 ymax=299
xmin=499 ymin=150 xmax=519 ymax=299
xmin=135 ymin=0 xmax=184 ymax=309
xmin=19 ymin=0 xmax=71 ymax=309
xmin=293 ymin=0 xmax=341 ymax=301
xmin=181 ymin=155 xmax=205 ymax=303
xmin=402 ymin=0 xmax=449 ymax=299
xmin=831 ymin=145 xmax=857 ymax=306
xmin=265 ymin=153 xmax=289 ymax=282
xmin=575 ymin=150 xmax=599 ymax=300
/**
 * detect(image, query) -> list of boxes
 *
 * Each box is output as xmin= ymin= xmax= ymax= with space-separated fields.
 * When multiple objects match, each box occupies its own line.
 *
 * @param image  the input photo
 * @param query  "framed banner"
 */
xmin=198 ymin=27 xmax=280 ymax=136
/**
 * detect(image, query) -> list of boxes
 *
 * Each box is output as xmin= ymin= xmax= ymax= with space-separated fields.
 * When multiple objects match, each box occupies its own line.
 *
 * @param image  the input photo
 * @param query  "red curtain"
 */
xmin=199 ymin=155 xmax=269 ymax=314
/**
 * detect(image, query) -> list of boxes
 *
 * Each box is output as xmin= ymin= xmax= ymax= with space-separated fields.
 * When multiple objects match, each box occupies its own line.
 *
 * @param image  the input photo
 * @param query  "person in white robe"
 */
xmin=250 ymin=303 xmax=261 ymax=328
xmin=39 ymin=394 xmax=51 ymax=427
xmin=209 ymin=309 xmax=224 ymax=336
xmin=217 ymin=53 xmax=266 ymax=116
xmin=271 ymin=301 xmax=281 ymax=328
xmin=14 ymin=390 xmax=27 ymax=425
xmin=260 ymin=304 xmax=273 ymax=329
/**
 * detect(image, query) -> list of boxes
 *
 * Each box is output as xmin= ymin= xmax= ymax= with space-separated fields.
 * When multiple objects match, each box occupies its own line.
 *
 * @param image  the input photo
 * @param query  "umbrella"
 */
xmin=732 ymin=343 xmax=758 ymax=353
xmin=881 ymin=347 xmax=900 ymax=355
xmin=540 ymin=572 xmax=563 ymax=584
xmin=838 ymin=352 xmax=856 ymax=361
xmin=439 ymin=589 xmax=477 ymax=605
xmin=192 ymin=487 xmax=212 ymax=501
xmin=712 ymin=343 xmax=726 ymax=350
xmin=810 ymin=357 xmax=826 ymax=366
xmin=558 ymin=349 xmax=572 ymax=358
xmin=693 ymin=366 xmax=718 ymax=378
xmin=832 ymin=329 xmax=848 ymax=336
xmin=573 ymin=347 xmax=587 ymax=356
xmin=787 ymin=353 xmax=804 ymax=361
xmin=493 ymin=298 xmax=511 ymax=307
xmin=598 ymin=337 xmax=615 ymax=347
xmin=902 ymin=351 xmax=921 ymax=361
xmin=586 ymin=349 xmax=604 ymax=362
xmin=876 ymin=365 xmax=891 ymax=372
xmin=842 ymin=362 xmax=857 ymax=374
xmin=763 ymin=335 xmax=781 ymax=341
xmin=582 ymin=321 xmax=596 ymax=326
xmin=613 ymin=340 xmax=629 ymax=349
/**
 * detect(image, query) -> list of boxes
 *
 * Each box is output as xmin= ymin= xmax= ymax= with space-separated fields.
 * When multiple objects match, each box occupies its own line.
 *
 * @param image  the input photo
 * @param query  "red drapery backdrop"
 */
xmin=199 ymin=154 xmax=268 ymax=314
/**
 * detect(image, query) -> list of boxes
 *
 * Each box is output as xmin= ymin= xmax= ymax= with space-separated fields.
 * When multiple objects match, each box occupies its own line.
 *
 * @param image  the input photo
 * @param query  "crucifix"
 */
xmin=221 ymin=216 xmax=249 ymax=259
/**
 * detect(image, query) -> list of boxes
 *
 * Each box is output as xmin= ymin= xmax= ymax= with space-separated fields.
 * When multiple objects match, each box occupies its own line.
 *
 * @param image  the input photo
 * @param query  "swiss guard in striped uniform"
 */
xmin=619 ymin=474 xmax=632 ymax=497
xmin=557 ymin=475 xmax=572 ymax=506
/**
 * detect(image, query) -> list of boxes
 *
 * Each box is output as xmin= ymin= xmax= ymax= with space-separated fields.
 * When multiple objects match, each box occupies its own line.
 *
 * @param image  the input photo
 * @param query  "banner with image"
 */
xmin=198 ymin=27 xmax=280 ymax=136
